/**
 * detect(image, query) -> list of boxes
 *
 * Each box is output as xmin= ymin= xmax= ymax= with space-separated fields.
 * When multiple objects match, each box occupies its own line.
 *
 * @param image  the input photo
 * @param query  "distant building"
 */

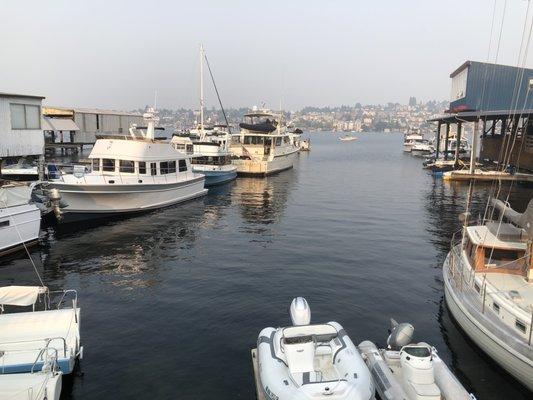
xmin=450 ymin=60 xmax=533 ymax=112
xmin=409 ymin=96 xmax=417 ymax=107
xmin=43 ymin=106 xmax=144 ymax=143
xmin=0 ymin=92 xmax=45 ymax=159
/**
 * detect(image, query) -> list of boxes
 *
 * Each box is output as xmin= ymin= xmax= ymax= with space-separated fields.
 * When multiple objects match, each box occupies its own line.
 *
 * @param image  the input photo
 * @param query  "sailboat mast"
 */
xmin=200 ymin=44 xmax=205 ymax=141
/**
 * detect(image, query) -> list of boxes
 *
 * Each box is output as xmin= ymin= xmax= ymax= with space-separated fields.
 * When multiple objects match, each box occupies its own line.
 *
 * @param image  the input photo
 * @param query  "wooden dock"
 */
xmin=443 ymin=169 xmax=533 ymax=183
xmin=251 ymin=348 xmax=266 ymax=400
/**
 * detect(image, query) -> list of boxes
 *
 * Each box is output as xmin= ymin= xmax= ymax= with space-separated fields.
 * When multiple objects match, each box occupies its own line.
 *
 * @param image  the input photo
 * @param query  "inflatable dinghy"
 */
xmin=358 ymin=319 xmax=475 ymax=400
xmin=256 ymin=297 xmax=375 ymax=400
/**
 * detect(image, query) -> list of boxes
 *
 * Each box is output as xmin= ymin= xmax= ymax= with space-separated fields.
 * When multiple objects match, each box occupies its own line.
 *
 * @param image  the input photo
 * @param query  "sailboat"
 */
xmin=171 ymin=45 xmax=237 ymax=187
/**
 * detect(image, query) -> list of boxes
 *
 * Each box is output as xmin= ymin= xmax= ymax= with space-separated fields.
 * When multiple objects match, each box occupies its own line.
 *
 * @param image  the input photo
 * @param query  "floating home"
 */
xmin=429 ymin=61 xmax=533 ymax=181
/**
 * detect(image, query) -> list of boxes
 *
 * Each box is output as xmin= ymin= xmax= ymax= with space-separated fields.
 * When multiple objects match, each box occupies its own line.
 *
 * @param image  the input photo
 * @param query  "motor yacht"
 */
xmin=230 ymin=110 xmax=299 ymax=176
xmin=47 ymin=108 xmax=207 ymax=222
xmin=403 ymin=129 xmax=424 ymax=152
xmin=255 ymin=297 xmax=375 ymax=400
xmin=443 ymin=199 xmax=533 ymax=391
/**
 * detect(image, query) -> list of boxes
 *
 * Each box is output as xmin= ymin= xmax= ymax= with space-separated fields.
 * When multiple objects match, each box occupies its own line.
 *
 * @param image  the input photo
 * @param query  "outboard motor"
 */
xmin=387 ymin=318 xmax=414 ymax=350
xmin=46 ymin=188 xmax=64 ymax=221
xmin=290 ymin=297 xmax=311 ymax=326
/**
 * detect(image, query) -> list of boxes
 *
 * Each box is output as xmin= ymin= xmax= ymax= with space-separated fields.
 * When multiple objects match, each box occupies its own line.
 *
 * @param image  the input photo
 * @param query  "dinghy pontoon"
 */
xmin=0 ymin=286 xmax=82 ymax=374
xmin=254 ymin=297 xmax=375 ymax=400
xmin=358 ymin=319 xmax=474 ymax=400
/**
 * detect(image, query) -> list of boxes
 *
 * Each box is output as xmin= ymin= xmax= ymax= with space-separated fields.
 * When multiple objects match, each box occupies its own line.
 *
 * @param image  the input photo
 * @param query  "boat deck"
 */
xmin=483 ymin=272 xmax=533 ymax=313
xmin=443 ymin=169 xmax=533 ymax=182
xmin=251 ymin=348 xmax=266 ymax=400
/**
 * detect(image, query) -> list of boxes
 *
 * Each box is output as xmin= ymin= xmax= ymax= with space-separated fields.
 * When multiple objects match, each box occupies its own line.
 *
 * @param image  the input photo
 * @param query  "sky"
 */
xmin=0 ymin=0 xmax=531 ymax=111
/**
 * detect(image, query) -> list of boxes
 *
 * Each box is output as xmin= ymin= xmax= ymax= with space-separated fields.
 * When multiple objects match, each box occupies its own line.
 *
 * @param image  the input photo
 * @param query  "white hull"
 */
xmin=0 ymin=203 xmax=40 ymax=255
xmin=233 ymin=150 xmax=298 ymax=176
xmin=48 ymin=178 xmax=207 ymax=221
xmin=403 ymin=144 xmax=413 ymax=152
xmin=443 ymin=256 xmax=533 ymax=391
xmin=0 ymin=371 xmax=62 ymax=400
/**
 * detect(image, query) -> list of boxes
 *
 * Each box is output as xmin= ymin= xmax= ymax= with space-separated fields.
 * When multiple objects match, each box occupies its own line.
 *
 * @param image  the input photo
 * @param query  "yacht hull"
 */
xmin=443 ymin=254 xmax=533 ymax=391
xmin=0 ymin=204 xmax=41 ymax=255
xmin=233 ymin=151 xmax=298 ymax=176
xmin=192 ymin=168 xmax=237 ymax=187
xmin=48 ymin=178 xmax=207 ymax=223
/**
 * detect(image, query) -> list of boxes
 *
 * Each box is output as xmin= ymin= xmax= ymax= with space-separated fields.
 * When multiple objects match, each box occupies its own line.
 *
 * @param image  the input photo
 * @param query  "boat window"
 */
xmin=275 ymin=137 xmax=282 ymax=146
xmin=474 ymin=282 xmax=481 ymax=293
xmin=283 ymin=136 xmax=290 ymax=143
xmin=515 ymin=319 xmax=527 ymax=333
xmin=119 ymin=160 xmax=135 ymax=173
xmin=179 ymin=159 xmax=187 ymax=172
xmin=493 ymin=302 xmax=500 ymax=314
xmin=92 ymin=159 xmax=100 ymax=172
xmin=403 ymin=346 xmax=431 ymax=357
xmin=485 ymin=248 xmax=526 ymax=269
xmin=138 ymin=162 xmax=146 ymax=174
xmin=0 ymin=220 xmax=9 ymax=228
xmin=150 ymin=162 xmax=157 ymax=176
xmin=102 ymin=158 xmax=115 ymax=172
xmin=168 ymin=161 xmax=176 ymax=174
xmin=160 ymin=161 xmax=169 ymax=174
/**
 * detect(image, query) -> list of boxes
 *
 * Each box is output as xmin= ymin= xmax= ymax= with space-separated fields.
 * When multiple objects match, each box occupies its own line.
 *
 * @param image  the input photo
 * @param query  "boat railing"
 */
xmin=0 ymin=336 xmax=68 ymax=360
xmin=30 ymin=344 xmax=60 ymax=374
xmin=50 ymin=289 xmax=78 ymax=312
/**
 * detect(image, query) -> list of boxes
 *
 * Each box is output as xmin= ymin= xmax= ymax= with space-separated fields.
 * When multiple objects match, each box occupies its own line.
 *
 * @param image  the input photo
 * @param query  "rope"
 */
xmin=204 ymin=53 xmax=232 ymax=135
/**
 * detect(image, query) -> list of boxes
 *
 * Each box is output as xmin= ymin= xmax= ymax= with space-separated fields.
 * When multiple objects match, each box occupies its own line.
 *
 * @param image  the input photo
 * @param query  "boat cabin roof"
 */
xmin=244 ymin=112 xmax=278 ymax=118
xmin=466 ymin=223 xmax=527 ymax=250
xmin=89 ymin=138 xmax=186 ymax=162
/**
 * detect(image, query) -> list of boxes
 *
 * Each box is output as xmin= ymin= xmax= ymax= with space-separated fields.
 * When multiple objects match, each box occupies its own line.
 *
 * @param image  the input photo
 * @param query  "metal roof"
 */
xmin=450 ymin=60 xmax=533 ymax=78
xmin=45 ymin=106 xmax=142 ymax=117
xmin=0 ymin=92 xmax=45 ymax=100
xmin=428 ymin=108 xmax=533 ymax=123
xmin=42 ymin=117 xmax=79 ymax=131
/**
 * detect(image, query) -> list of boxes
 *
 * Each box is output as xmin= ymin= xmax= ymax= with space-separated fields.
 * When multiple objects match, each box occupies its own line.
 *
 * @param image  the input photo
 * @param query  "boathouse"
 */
xmin=430 ymin=61 xmax=533 ymax=173
xmin=0 ymin=92 xmax=45 ymax=159
xmin=43 ymin=106 xmax=143 ymax=144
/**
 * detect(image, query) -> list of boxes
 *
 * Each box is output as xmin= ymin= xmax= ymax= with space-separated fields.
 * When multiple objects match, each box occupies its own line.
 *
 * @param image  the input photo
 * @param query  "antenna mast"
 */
xmin=200 ymin=44 xmax=205 ymax=141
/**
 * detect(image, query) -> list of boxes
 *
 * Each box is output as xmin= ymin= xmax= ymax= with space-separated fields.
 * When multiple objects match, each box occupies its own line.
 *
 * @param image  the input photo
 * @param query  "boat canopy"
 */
xmin=466 ymin=224 xmax=527 ymax=250
xmin=0 ymin=286 xmax=47 ymax=307
xmin=0 ymin=185 xmax=32 ymax=208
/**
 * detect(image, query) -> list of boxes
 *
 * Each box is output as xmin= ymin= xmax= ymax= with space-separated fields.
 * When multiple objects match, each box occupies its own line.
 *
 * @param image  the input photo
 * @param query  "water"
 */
xmin=1 ymin=133 xmax=532 ymax=400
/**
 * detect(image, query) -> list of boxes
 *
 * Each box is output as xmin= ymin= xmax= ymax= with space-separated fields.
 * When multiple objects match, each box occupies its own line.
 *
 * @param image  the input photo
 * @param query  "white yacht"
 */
xmin=403 ymin=129 xmax=425 ymax=152
xmin=430 ymin=134 xmax=470 ymax=158
xmin=411 ymin=140 xmax=432 ymax=156
xmin=170 ymin=45 xmax=237 ymax=187
xmin=443 ymin=199 xmax=533 ymax=391
xmin=254 ymin=297 xmax=375 ymax=400
xmin=359 ymin=319 xmax=474 ymax=400
xmin=1 ymin=157 xmax=39 ymax=181
xmin=0 ymin=183 xmax=41 ymax=256
xmin=0 ymin=285 xmax=82 ymax=375
xmin=230 ymin=110 xmax=299 ymax=176
xmin=47 ymin=108 xmax=207 ymax=222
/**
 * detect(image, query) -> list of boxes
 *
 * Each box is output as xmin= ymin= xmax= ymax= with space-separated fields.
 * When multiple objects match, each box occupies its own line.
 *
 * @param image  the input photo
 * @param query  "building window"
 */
xmin=179 ymin=159 xmax=187 ymax=172
xmin=10 ymin=104 xmax=41 ymax=129
xmin=515 ymin=319 xmax=527 ymax=333
xmin=102 ymin=159 xmax=115 ymax=172
xmin=119 ymin=160 xmax=135 ymax=173
xmin=168 ymin=161 xmax=176 ymax=173
xmin=150 ymin=162 xmax=157 ymax=176
xmin=92 ymin=159 xmax=100 ymax=172
xmin=138 ymin=162 xmax=146 ymax=174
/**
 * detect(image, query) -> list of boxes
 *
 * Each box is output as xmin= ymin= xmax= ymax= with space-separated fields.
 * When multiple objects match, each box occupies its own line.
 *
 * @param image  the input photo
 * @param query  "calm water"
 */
xmin=1 ymin=133 xmax=532 ymax=400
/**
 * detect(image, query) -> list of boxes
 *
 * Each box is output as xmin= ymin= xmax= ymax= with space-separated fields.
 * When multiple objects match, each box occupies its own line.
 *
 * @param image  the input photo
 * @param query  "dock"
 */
xmin=443 ymin=169 xmax=533 ymax=182
xmin=45 ymin=142 xmax=93 ymax=154
xmin=251 ymin=348 xmax=266 ymax=400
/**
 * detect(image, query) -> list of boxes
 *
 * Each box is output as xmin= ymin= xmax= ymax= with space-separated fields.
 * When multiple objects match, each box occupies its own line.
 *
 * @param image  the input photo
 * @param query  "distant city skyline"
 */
xmin=1 ymin=0 xmax=531 ymax=110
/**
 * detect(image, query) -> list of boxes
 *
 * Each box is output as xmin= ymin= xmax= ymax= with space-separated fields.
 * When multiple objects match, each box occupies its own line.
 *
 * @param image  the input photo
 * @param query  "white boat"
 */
xmin=230 ymin=110 xmax=299 ymax=176
xmin=256 ymin=297 xmax=375 ymax=400
xmin=1 ymin=158 xmax=39 ymax=181
xmin=411 ymin=141 xmax=432 ymax=156
xmin=359 ymin=319 xmax=474 ymax=400
xmin=0 ymin=184 xmax=41 ymax=256
xmin=0 ymin=354 xmax=62 ymax=400
xmin=47 ymin=108 xmax=207 ymax=222
xmin=430 ymin=134 xmax=470 ymax=158
xmin=170 ymin=45 xmax=237 ymax=187
xmin=0 ymin=286 xmax=82 ymax=375
xmin=339 ymin=136 xmax=358 ymax=142
xmin=443 ymin=199 xmax=533 ymax=391
xmin=403 ymin=129 xmax=424 ymax=152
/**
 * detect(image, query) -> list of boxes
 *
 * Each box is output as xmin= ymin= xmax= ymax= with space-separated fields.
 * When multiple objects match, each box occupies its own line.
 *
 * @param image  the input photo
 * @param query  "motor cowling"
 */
xmin=290 ymin=297 xmax=311 ymax=326
xmin=387 ymin=319 xmax=414 ymax=350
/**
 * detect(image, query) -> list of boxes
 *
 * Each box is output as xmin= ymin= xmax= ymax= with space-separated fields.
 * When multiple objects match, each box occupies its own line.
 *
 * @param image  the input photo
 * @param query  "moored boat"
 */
xmin=359 ymin=319 xmax=474 ymax=400
xmin=339 ymin=136 xmax=358 ymax=142
xmin=255 ymin=297 xmax=375 ymax=400
xmin=230 ymin=110 xmax=299 ymax=176
xmin=403 ymin=128 xmax=424 ymax=152
xmin=47 ymin=108 xmax=207 ymax=223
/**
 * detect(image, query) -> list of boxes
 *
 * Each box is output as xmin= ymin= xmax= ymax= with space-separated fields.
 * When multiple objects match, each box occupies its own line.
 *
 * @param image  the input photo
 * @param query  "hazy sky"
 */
xmin=1 ymin=0 xmax=531 ymax=110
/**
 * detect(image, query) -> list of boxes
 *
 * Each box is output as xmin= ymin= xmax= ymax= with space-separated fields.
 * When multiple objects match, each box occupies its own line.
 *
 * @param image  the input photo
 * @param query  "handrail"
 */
xmin=50 ymin=289 xmax=78 ymax=310
xmin=30 ymin=346 xmax=59 ymax=374
xmin=0 ymin=336 xmax=67 ymax=358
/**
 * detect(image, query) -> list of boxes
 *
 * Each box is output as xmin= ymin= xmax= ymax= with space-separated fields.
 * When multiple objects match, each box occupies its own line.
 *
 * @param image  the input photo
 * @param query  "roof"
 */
xmin=450 ymin=60 xmax=533 ymax=78
xmin=466 ymin=224 xmax=527 ymax=250
xmin=45 ymin=106 xmax=142 ymax=117
xmin=42 ymin=117 xmax=79 ymax=131
xmin=428 ymin=108 xmax=533 ymax=123
xmin=89 ymin=138 xmax=187 ymax=161
xmin=0 ymin=92 xmax=45 ymax=100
